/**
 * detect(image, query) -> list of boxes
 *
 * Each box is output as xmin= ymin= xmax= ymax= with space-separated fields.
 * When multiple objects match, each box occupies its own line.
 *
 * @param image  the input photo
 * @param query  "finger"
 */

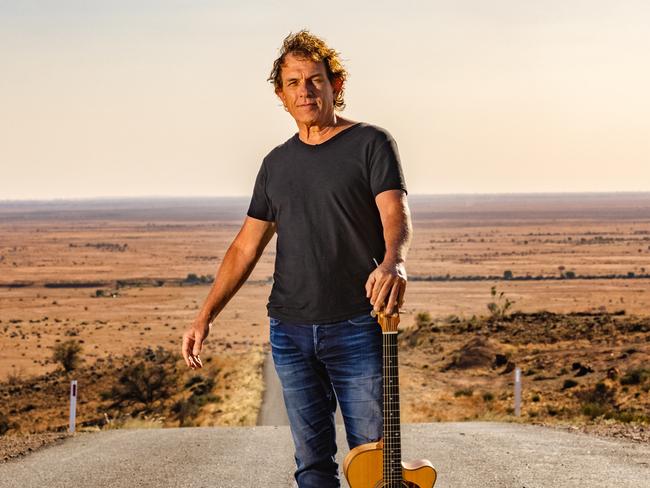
xmin=192 ymin=331 xmax=204 ymax=357
xmin=365 ymin=274 xmax=376 ymax=298
xmin=373 ymin=278 xmax=393 ymax=312
xmin=370 ymin=274 xmax=385 ymax=306
xmin=370 ymin=270 xmax=390 ymax=305
xmin=386 ymin=281 xmax=400 ymax=315
xmin=182 ymin=334 xmax=193 ymax=367
xmin=397 ymin=282 xmax=406 ymax=308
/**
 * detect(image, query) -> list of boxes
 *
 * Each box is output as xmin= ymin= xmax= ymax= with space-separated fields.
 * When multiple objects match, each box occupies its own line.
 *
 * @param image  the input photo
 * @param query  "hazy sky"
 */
xmin=1 ymin=0 xmax=649 ymax=199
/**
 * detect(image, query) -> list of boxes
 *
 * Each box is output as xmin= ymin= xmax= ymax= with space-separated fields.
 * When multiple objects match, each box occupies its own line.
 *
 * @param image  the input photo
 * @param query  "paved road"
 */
xmin=257 ymin=352 xmax=343 ymax=427
xmin=1 ymin=422 xmax=648 ymax=487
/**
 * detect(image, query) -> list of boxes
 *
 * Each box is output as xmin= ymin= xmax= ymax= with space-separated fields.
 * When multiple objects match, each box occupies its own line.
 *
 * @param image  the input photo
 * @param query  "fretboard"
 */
xmin=382 ymin=330 xmax=402 ymax=486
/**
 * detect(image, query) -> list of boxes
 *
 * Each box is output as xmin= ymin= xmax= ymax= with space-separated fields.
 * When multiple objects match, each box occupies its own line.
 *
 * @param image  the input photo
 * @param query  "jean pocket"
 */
xmin=269 ymin=317 xmax=281 ymax=327
xmin=347 ymin=312 xmax=377 ymax=326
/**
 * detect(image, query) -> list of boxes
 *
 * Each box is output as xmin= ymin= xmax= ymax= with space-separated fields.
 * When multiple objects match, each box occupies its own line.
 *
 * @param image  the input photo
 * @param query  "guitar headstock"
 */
xmin=371 ymin=307 xmax=401 ymax=333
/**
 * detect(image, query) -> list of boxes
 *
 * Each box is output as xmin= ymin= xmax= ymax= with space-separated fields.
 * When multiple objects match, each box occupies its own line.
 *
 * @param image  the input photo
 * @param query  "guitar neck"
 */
xmin=382 ymin=329 xmax=402 ymax=484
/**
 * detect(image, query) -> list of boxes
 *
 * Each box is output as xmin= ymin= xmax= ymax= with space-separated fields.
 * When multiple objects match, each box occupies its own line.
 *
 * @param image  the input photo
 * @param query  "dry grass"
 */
xmin=0 ymin=345 xmax=266 ymax=435
xmin=101 ymin=413 xmax=167 ymax=430
xmin=196 ymin=347 xmax=266 ymax=426
xmin=2 ymin=195 xmax=650 ymax=439
xmin=398 ymin=311 xmax=650 ymax=425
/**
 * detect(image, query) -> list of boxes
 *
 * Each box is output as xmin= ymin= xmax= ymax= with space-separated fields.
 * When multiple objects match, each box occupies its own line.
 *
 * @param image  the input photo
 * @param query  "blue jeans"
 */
xmin=270 ymin=312 xmax=384 ymax=488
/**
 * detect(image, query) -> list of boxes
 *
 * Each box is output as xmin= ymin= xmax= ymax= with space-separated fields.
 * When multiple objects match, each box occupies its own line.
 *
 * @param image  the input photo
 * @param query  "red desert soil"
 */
xmin=1 ymin=194 xmax=649 ymax=457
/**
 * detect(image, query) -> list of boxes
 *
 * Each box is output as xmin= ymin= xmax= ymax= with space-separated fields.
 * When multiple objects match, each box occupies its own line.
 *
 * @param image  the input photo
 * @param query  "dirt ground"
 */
xmin=398 ymin=311 xmax=649 ymax=425
xmin=1 ymin=194 xmax=649 ymax=440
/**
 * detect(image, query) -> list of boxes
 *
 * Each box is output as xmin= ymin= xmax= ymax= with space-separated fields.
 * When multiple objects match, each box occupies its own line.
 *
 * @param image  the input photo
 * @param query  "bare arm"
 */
xmin=365 ymin=189 xmax=413 ymax=315
xmin=182 ymin=216 xmax=276 ymax=369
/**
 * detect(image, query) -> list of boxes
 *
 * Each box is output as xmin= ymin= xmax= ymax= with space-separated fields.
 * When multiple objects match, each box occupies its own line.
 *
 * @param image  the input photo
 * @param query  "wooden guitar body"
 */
xmin=343 ymin=440 xmax=437 ymax=488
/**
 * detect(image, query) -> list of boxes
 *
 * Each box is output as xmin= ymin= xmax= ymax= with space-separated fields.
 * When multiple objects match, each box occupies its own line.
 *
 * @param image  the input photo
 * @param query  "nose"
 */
xmin=297 ymin=79 xmax=314 ymax=98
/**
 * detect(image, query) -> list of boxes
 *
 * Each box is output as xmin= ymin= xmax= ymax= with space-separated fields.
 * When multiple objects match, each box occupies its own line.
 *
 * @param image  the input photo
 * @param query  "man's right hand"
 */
xmin=182 ymin=320 xmax=211 ymax=370
xmin=179 ymin=217 xmax=275 ymax=370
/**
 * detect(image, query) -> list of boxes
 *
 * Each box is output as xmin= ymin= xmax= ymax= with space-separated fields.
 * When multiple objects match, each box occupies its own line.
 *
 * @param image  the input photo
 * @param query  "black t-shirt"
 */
xmin=247 ymin=122 xmax=407 ymax=324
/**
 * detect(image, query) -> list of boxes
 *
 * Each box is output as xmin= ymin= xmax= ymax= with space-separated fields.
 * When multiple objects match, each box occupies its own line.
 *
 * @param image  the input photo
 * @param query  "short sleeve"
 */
xmin=369 ymin=135 xmax=408 ymax=198
xmin=246 ymin=160 xmax=275 ymax=222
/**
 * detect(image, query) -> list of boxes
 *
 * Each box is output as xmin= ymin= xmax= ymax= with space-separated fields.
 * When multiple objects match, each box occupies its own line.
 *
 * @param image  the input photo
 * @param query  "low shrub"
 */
xmin=52 ymin=340 xmax=83 ymax=372
xmin=104 ymin=347 xmax=180 ymax=411
xmin=0 ymin=412 xmax=11 ymax=435
xmin=415 ymin=311 xmax=432 ymax=328
xmin=620 ymin=368 xmax=650 ymax=386
xmin=562 ymin=379 xmax=578 ymax=390
xmin=454 ymin=388 xmax=474 ymax=397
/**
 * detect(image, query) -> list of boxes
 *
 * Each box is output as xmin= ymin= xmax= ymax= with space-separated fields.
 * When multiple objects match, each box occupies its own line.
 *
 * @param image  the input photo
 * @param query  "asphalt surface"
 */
xmin=1 ymin=422 xmax=648 ymax=488
xmin=257 ymin=352 xmax=344 ymax=427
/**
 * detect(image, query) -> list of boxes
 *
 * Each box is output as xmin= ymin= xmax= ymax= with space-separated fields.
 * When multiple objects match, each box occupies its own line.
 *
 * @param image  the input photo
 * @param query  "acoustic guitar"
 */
xmin=342 ymin=308 xmax=437 ymax=488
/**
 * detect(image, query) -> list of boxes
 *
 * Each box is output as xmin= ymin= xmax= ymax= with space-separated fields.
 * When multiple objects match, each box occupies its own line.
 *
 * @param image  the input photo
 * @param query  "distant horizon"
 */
xmin=2 ymin=189 xmax=650 ymax=205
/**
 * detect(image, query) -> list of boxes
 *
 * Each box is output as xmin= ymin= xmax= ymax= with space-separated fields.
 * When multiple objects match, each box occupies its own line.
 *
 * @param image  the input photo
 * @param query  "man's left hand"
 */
xmin=365 ymin=260 xmax=407 ymax=315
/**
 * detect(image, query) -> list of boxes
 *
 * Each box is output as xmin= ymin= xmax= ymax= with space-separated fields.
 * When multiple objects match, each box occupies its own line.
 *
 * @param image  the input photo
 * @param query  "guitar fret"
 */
xmin=382 ymin=331 xmax=402 ymax=486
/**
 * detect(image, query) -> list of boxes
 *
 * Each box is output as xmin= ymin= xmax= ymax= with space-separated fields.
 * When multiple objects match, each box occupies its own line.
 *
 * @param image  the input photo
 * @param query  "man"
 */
xmin=182 ymin=30 xmax=412 ymax=488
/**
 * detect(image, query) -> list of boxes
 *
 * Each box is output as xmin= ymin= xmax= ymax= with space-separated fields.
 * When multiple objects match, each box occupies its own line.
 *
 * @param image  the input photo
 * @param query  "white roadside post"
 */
xmin=69 ymin=380 xmax=77 ymax=433
xmin=514 ymin=367 xmax=522 ymax=417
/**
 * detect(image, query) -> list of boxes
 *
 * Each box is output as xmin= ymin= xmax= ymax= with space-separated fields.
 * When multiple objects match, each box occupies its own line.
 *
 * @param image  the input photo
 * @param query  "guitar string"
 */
xmin=383 ymin=327 xmax=389 ymax=484
xmin=385 ymin=326 xmax=393 ymax=485
xmin=387 ymin=327 xmax=395 ymax=485
xmin=383 ymin=325 xmax=390 ymax=484
xmin=390 ymin=331 xmax=400 ymax=487
xmin=381 ymin=319 xmax=403 ymax=486
xmin=392 ymin=332 xmax=399 ymax=484
xmin=384 ymin=324 xmax=393 ymax=485
xmin=392 ymin=331 xmax=401 ymax=486
xmin=382 ymin=321 xmax=402 ymax=486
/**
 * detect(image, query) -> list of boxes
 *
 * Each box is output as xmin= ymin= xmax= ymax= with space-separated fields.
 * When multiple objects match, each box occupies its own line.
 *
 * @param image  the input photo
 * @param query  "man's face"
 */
xmin=276 ymin=53 xmax=341 ymax=126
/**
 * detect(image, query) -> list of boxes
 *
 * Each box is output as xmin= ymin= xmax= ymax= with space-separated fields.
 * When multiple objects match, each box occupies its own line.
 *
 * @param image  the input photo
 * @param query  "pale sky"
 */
xmin=1 ymin=0 xmax=649 ymax=200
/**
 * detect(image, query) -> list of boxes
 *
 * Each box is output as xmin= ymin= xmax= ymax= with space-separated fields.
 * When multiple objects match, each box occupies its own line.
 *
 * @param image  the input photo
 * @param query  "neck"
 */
xmin=383 ymin=330 xmax=402 ymax=485
xmin=297 ymin=113 xmax=350 ymax=145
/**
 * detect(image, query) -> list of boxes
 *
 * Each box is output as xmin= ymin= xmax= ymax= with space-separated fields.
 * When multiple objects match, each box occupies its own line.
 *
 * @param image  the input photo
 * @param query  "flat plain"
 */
xmin=1 ymin=193 xmax=649 ymax=436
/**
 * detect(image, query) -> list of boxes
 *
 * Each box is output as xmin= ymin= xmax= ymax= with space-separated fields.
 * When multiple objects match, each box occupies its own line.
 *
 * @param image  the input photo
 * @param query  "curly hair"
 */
xmin=268 ymin=30 xmax=348 ymax=111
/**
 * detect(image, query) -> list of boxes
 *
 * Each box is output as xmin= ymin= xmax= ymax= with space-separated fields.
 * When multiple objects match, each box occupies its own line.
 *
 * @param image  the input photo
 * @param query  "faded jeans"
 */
xmin=270 ymin=312 xmax=384 ymax=488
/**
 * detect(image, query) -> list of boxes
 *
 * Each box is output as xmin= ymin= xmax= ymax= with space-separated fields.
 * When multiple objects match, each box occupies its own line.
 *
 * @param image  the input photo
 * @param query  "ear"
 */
xmin=331 ymin=77 xmax=344 ymax=97
xmin=275 ymin=86 xmax=287 ymax=107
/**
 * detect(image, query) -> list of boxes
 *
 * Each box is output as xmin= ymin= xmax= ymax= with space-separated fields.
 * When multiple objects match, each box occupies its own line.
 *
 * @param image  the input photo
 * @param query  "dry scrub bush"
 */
xmin=575 ymin=381 xmax=647 ymax=422
xmin=0 ymin=412 xmax=12 ymax=436
xmin=487 ymin=286 xmax=515 ymax=319
xmin=620 ymin=368 xmax=650 ymax=386
xmin=103 ymin=347 xmax=180 ymax=412
xmin=415 ymin=311 xmax=432 ymax=328
xmin=6 ymin=366 xmax=24 ymax=386
xmin=52 ymin=340 xmax=83 ymax=372
xmin=172 ymin=374 xmax=219 ymax=427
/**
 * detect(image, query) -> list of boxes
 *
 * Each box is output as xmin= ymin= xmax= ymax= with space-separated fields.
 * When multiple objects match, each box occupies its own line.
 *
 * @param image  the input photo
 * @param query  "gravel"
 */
xmin=0 ymin=431 xmax=76 ymax=463
xmin=538 ymin=420 xmax=650 ymax=443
